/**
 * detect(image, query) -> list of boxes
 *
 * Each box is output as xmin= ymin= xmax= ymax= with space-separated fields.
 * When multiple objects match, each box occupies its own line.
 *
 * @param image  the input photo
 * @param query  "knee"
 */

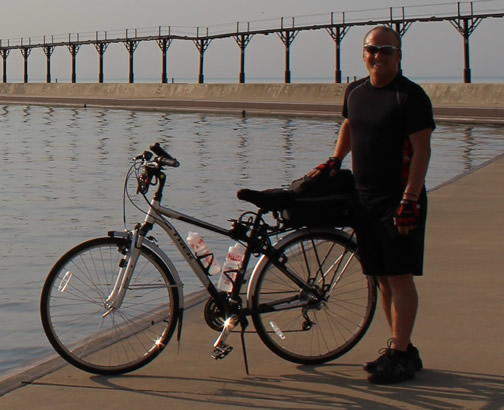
xmin=387 ymin=274 xmax=416 ymax=293
xmin=378 ymin=277 xmax=391 ymax=297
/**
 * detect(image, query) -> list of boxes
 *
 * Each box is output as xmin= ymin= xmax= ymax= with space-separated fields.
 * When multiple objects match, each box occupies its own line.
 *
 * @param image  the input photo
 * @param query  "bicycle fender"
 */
xmin=108 ymin=231 xmax=185 ymax=310
xmin=246 ymin=227 xmax=355 ymax=311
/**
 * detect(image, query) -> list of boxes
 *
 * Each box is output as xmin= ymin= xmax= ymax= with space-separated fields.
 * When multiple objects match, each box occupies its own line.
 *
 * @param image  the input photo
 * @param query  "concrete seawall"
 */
xmin=0 ymin=83 xmax=503 ymax=122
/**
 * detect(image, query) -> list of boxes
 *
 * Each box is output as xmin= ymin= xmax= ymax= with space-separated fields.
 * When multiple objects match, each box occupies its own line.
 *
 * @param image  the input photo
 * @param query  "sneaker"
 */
xmin=364 ymin=343 xmax=423 ymax=373
xmin=367 ymin=350 xmax=415 ymax=385
xmin=363 ymin=346 xmax=390 ymax=373
xmin=408 ymin=344 xmax=423 ymax=372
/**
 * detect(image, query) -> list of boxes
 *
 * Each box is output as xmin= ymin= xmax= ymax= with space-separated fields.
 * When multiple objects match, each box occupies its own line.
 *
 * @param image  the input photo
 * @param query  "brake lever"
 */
xmin=136 ymin=163 xmax=158 ymax=195
xmin=134 ymin=151 xmax=153 ymax=161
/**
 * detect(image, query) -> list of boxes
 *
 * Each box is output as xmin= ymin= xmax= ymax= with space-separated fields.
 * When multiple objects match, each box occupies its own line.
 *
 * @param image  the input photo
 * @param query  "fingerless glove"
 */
xmin=314 ymin=157 xmax=342 ymax=178
xmin=394 ymin=199 xmax=420 ymax=226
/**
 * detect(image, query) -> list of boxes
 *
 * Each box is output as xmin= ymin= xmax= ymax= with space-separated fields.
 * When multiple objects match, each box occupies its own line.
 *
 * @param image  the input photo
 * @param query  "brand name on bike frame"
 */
xmin=169 ymin=224 xmax=197 ymax=262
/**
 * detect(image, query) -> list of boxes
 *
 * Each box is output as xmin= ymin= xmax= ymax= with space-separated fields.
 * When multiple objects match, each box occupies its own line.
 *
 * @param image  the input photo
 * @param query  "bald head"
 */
xmin=363 ymin=26 xmax=401 ymax=49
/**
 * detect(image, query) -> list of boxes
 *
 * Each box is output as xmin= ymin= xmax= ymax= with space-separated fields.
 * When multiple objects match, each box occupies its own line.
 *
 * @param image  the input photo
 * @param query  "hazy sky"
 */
xmin=1 ymin=0 xmax=503 ymax=83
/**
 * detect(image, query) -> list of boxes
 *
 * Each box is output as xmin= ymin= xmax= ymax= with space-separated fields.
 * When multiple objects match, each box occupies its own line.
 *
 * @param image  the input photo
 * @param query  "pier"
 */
xmin=0 ymin=1 xmax=503 ymax=84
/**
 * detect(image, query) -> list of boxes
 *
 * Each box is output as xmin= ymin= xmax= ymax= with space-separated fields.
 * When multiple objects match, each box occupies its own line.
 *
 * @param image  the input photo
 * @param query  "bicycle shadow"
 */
xmin=88 ymin=364 xmax=504 ymax=409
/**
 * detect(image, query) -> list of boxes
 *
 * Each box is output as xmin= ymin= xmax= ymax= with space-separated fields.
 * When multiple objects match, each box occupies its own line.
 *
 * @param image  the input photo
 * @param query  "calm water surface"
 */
xmin=0 ymin=104 xmax=503 ymax=377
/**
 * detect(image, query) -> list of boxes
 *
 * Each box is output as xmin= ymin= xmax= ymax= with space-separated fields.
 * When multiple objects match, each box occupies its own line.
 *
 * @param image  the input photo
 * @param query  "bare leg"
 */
xmin=387 ymin=274 xmax=418 ymax=351
xmin=377 ymin=277 xmax=393 ymax=332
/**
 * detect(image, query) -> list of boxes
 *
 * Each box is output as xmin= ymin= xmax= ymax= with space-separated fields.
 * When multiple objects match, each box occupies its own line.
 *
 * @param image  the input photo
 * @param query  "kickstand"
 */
xmin=240 ymin=317 xmax=250 ymax=375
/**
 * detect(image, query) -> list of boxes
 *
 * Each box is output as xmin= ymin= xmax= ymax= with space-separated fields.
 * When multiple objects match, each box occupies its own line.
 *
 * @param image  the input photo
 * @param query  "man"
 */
xmin=311 ymin=26 xmax=435 ymax=384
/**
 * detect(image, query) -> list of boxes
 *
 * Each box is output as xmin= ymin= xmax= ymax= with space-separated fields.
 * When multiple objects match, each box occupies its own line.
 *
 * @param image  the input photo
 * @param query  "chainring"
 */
xmin=204 ymin=294 xmax=227 ymax=332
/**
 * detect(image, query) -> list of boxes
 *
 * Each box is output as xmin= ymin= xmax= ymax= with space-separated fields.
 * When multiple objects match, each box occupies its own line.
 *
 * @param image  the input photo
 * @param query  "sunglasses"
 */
xmin=364 ymin=44 xmax=399 ymax=56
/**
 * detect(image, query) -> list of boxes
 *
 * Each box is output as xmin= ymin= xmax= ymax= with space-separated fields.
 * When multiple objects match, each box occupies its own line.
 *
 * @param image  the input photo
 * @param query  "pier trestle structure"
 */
xmin=0 ymin=2 xmax=502 ymax=84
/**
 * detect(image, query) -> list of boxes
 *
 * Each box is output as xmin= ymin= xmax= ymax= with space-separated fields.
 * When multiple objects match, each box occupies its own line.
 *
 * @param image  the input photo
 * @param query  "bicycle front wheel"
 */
xmin=251 ymin=229 xmax=376 ymax=365
xmin=40 ymin=237 xmax=180 ymax=375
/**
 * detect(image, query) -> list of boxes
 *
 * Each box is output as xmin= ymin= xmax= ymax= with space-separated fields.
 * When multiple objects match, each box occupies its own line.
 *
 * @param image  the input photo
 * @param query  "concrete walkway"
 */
xmin=1 ymin=154 xmax=503 ymax=409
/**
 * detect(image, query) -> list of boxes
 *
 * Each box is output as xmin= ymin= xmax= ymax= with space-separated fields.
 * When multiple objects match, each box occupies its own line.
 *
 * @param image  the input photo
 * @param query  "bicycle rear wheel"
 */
xmin=40 ymin=237 xmax=180 ymax=375
xmin=251 ymin=229 xmax=376 ymax=365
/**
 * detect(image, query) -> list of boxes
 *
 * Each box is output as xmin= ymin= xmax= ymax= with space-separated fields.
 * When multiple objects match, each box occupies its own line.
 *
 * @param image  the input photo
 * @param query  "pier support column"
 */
xmin=233 ymin=24 xmax=253 ymax=83
xmin=449 ymin=3 xmax=482 ymax=83
xmin=194 ymin=32 xmax=211 ymax=84
xmin=20 ymin=48 xmax=31 ymax=83
xmin=67 ymin=44 xmax=81 ymax=83
xmin=463 ymin=20 xmax=472 ymax=83
xmin=94 ymin=42 xmax=109 ymax=83
xmin=278 ymin=18 xmax=298 ymax=84
xmin=43 ymin=46 xmax=55 ymax=83
xmin=124 ymin=40 xmax=139 ymax=83
xmin=157 ymin=37 xmax=173 ymax=84
xmin=1 ymin=50 xmax=9 ymax=83
xmin=327 ymin=13 xmax=350 ymax=84
xmin=385 ymin=8 xmax=413 ymax=76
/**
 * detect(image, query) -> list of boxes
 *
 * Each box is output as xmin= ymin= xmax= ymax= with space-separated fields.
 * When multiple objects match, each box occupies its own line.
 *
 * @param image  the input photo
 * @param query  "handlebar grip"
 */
xmin=150 ymin=143 xmax=173 ymax=159
xmin=159 ymin=157 xmax=180 ymax=168
xmin=148 ymin=143 xmax=180 ymax=167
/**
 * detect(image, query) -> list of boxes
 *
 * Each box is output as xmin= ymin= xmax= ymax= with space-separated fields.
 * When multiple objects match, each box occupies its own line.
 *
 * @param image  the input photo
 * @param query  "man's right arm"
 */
xmin=332 ymin=119 xmax=351 ymax=161
xmin=306 ymin=119 xmax=352 ymax=178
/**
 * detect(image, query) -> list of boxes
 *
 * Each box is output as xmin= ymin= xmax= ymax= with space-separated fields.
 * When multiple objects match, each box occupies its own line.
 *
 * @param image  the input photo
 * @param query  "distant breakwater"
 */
xmin=0 ymin=83 xmax=503 ymax=123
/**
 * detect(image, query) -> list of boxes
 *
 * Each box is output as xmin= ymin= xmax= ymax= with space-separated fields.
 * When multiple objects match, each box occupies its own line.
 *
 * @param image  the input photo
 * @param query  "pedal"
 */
xmin=211 ymin=343 xmax=233 ymax=360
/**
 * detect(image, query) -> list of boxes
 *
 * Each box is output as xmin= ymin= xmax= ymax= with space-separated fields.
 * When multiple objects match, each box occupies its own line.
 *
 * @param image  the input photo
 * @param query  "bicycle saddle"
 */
xmin=237 ymin=188 xmax=295 ymax=211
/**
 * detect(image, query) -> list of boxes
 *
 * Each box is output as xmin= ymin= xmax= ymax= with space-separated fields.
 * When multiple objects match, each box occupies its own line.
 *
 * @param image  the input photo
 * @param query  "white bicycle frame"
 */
xmin=103 ymin=196 xmax=234 ymax=316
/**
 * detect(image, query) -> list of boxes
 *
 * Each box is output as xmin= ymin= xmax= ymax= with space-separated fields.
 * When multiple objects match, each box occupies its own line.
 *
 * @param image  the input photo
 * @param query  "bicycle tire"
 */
xmin=40 ymin=237 xmax=180 ymax=375
xmin=251 ymin=229 xmax=377 ymax=365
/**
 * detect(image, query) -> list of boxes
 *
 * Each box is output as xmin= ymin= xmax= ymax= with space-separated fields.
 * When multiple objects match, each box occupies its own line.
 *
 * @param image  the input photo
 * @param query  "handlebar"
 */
xmin=134 ymin=143 xmax=180 ymax=168
xmin=134 ymin=143 xmax=180 ymax=195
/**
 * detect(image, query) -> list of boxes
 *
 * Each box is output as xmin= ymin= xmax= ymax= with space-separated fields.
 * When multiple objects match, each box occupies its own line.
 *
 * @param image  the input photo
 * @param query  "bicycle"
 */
xmin=40 ymin=142 xmax=377 ymax=376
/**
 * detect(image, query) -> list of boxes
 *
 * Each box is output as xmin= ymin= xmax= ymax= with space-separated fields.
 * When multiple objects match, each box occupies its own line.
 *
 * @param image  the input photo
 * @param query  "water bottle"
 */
xmin=217 ymin=243 xmax=245 ymax=292
xmin=187 ymin=232 xmax=221 ymax=275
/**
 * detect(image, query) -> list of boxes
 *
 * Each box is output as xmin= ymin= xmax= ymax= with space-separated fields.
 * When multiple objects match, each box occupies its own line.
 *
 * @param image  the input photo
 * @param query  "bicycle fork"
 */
xmin=103 ymin=228 xmax=143 ymax=317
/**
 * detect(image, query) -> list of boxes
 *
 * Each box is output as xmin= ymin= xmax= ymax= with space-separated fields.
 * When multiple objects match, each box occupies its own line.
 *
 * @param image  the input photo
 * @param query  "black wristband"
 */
xmin=328 ymin=157 xmax=342 ymax=170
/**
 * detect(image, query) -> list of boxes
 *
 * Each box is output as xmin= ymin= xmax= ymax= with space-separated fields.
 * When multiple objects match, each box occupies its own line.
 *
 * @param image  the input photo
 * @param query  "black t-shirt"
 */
xmin=342 ymin=75 xmax=435 ymax=194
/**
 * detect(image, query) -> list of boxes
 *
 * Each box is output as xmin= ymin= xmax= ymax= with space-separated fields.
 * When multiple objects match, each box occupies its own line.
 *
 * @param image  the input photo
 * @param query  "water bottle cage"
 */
xmin=197 ymin=252 xmax=216 ymax=273
xmin=222 ymin=268 xmax=241 ymax=283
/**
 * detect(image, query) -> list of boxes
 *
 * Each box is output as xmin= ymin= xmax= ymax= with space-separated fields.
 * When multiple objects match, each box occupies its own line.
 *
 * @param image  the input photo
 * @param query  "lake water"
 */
xmin=0 ymin=104 xmax=503 ymax=378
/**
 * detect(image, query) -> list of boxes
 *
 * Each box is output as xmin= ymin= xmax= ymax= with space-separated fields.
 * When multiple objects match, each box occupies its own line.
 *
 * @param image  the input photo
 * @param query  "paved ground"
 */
xmin=1 ymin=154 xmax=503 ymax=409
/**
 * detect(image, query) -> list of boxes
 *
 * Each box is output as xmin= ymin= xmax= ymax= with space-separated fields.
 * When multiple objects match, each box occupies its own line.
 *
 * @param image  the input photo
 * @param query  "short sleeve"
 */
xmin=402 ymin=84 xmax=436 ymax=135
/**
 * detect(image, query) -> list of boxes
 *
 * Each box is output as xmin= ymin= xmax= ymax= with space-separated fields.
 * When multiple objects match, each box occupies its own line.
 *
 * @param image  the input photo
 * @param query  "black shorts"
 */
xmin=354 ymin=191 xmax=427 ymax=277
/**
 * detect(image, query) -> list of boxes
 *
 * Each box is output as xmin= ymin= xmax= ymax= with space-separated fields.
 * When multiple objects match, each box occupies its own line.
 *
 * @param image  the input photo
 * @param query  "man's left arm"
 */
xmin=395 ymin=128 xmax=433 ymax=235
xmin=403 ymin=128 xmax=432 ymax=198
